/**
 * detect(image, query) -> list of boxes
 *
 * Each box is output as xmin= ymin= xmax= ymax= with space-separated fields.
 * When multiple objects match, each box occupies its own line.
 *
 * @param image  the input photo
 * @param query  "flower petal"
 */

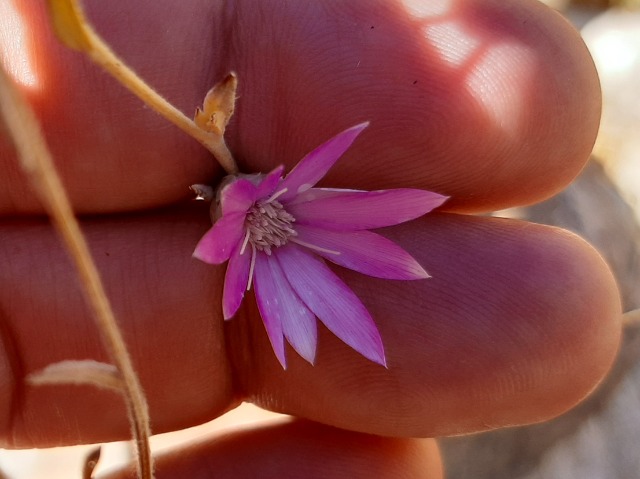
xmin=253 ymin=252 xmax=287 ymax=368
xmin=258 ymin=251 xmax=318 ymax=364
xmin=277 ymin=244 xmax=386 ymax=366
xmin=294 ymin=225 xmax=429 ymax=280
xmin=193 ymin=213 xmax=245 ymax=264
xmin=220 ymin=179 xmax=257 ymax=216
xmin=256 ymin=165 xmax=285 ymax=198
xmin=287 ymin=189 xmax=448 ymax=231
xmin=278 ymin=123 xmax=369 ymax=201
xmin=286 ymin=187 xmax=364 ymax=205
xmin=222 ymin=246 xmax=251 ymax=320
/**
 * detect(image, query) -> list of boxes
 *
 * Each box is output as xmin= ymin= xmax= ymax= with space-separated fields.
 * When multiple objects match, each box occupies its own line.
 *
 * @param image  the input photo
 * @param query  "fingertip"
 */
xmin=527 ymin=226 xmax=621 ymax=414
xmin=410 ymin=217 xmax=622 ymax=431
xmin=399 ymin=0 xmax=602 ymax=211
xmin=234 ymin=215 xmax=621 ymax=437
xmin=232 ymin=0 xmax=601 ymax=211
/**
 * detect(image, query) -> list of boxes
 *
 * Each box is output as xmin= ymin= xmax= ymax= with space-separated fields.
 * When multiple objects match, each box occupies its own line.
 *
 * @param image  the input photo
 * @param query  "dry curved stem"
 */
xmin=622 ymin=308 xmax=640 ymax=327
xmin=0 ymin=66 xmax=153 ymax=479
xmin=46 ymin=0 xmax=238 ymax=175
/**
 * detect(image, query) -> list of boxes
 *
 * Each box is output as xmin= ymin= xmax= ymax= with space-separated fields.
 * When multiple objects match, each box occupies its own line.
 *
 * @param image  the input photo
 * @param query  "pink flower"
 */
xmin=194 ymin=123 xmax=447 ymax=368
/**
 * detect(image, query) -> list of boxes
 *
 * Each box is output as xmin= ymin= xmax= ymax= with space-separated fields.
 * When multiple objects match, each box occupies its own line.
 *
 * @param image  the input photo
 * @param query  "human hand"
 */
xmin=0 ymin=0 xmax=620 ymax=477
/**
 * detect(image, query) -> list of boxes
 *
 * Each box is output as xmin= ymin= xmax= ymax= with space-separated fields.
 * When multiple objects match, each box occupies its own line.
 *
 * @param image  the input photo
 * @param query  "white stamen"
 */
xmin=289 ymin=237 xmax=341 ymax=255
xmin=240 ymin=229 xmax=251 ymax=255
xmin=266 ymin=187 xmax=288 ymax=203
xmin=247 ymin=244 xmax=257 ymax=291
xmin=244 ymin=199 xmax=296 ymax=253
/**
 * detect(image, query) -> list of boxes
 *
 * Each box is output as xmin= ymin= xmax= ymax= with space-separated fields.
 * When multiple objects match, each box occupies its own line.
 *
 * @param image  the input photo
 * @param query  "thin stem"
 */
xmin=0 ymin=66 xmax=153 ymax=479
xmin=622 ymin=308 xmax=640 ymax=327
xmin=46 ymin=0 xmax=238 ymax=175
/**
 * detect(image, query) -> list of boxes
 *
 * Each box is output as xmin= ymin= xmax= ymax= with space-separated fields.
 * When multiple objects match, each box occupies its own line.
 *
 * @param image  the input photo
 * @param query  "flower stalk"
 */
xmin=45 ymin=0 xmax=238 ymax=175
xmin=0 ymin=64 xmax=153 ymax=479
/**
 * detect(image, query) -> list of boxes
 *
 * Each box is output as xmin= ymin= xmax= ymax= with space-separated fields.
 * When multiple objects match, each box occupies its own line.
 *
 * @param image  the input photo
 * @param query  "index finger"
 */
xmin=0 ymin=0 xmax=600 ymax=214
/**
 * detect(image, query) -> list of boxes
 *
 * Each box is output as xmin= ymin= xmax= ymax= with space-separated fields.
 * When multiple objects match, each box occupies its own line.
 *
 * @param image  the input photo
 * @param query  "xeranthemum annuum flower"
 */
xmin=194 ymin=123 xmax=447 ymax=368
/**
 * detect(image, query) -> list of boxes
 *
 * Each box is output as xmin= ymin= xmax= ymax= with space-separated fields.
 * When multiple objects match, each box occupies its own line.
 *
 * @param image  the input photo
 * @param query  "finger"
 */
xmin=103 ymin=420 xmax=443 ymax=479
xmin=0 ymin=0 xmax=599 ymax=214
xmin=0 ymin=210 xmax=619 ymax=446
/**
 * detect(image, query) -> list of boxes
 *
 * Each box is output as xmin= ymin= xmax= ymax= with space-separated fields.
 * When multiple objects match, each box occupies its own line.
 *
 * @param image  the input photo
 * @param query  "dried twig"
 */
xmin=0 ymin=65 xmax=153 ymax=479
xmin=622 ymin=308 xmax=640 ymax=327
xmin=2 ymin=2 xmax=242 ymax=477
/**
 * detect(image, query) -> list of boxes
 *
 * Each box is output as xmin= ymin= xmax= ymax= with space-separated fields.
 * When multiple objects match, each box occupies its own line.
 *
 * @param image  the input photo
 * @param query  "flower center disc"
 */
xmin=245 ymin=199 xmax=296 ymax=254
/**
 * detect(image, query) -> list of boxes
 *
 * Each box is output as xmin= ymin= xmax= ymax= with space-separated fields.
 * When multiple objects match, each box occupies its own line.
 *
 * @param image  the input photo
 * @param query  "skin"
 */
xmin=0 ymin=0 xmax=620 ymax=477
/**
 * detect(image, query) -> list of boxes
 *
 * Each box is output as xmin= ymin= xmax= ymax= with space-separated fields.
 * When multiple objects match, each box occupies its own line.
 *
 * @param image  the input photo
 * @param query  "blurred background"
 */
xmin=1 ymin=0 xmax=640 ymax=477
